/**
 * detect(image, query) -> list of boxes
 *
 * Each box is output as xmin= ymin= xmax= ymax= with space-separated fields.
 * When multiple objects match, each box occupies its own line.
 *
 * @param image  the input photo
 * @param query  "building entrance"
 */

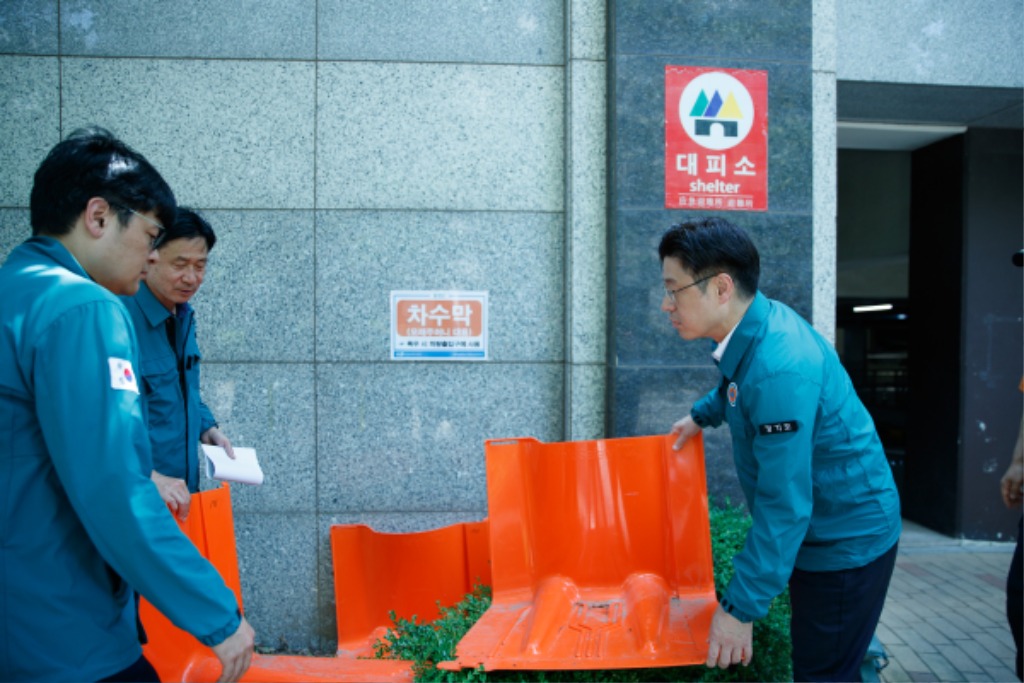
xmin=835 ymin=117 xmax=1022 ymax=540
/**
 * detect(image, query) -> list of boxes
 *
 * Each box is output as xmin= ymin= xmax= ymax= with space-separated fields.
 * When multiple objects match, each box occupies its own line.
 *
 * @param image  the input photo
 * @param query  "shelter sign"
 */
xmin=665 ymin=66 xmax=768 ymax=211
xmin=390 ymin=291 xmax=488 ymax=360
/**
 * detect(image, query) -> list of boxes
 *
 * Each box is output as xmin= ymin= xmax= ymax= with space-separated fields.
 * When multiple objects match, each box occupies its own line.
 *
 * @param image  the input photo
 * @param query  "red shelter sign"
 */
xmin=665 ymin=66 xmax=768 ymax=211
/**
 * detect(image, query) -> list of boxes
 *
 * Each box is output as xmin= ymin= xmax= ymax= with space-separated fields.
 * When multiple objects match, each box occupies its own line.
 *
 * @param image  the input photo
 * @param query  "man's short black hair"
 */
xmin=161 ymin=207 xmax=217 ymax=252
xmin=30 ymin=125 xmax=176 ymax=237
xmin=658 ymin=217 xmax=760 ymax=299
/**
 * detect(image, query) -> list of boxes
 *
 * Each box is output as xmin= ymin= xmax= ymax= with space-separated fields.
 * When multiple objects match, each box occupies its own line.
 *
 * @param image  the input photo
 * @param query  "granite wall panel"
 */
xmin=0 ymin=0 xmax=58 ymax=54
xmin=0 ymin=57 xmax=60 ymax=207
xmin=314 ymin=210 xmax=564 ymax=363
xmin=614 ymin=0 xmax=811 ymax=63
xmin=317 ymin=0 xmax=563 ymax=64
xmin=0 ymin=0 xmax=607 ymax=655
xmin=316 ymin=62 xmax=564 ymax=212
xmin=199 ymin=363 xmax=317 ymax=515
xmin=838 ymin=0 xmax=1023 ymax=88
xmin=61 ymin=59 xmax=316 ymax=209
xmin=607 ymin=0 xmax=815 ymax=502
xmin=59 ymin=0 xmax=316 ymax=59
xmin=316 ymin=362 xmax=564 ymax=515
xmin=235 ymin=512 xmax=320 ymax=652
xmin=191 ymin=210 xmax=316 ymax=363
xmin=0 ymin=210 xmax=31 ymax=262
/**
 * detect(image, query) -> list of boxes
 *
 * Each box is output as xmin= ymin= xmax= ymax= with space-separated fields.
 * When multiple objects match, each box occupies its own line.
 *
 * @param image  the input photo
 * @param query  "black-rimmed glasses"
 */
xmin=663 ymin=273 xmax=716 ymax=303
xmin=109 ymin=202 xmax=166 ymax=248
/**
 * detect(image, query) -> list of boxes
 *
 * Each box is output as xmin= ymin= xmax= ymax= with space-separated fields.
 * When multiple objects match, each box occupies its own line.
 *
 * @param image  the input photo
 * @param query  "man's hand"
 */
xmin=202 ymin=426 xmax=235 ymax=459
xmin=670 ymin=414 xmax=702 ymax=451
xmin=211 ymin=615 xmax=255 ymax=682
xmin=706 ymin=605 xmax=753 ymax=669
xmin=1001 ymin=461 xmax=1023 ymax=509
xmin=151 ymin=471 xmax=191 ymax=521
xmin=1002 ymin=416 xmax=1024 ymax=509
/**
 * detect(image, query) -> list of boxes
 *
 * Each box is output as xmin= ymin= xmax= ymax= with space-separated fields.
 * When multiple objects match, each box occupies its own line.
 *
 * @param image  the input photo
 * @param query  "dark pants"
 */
xmin=1009 ymin=517 xmax=1023 ymax=681
xmin=99 ymin=655 xmax=160 ymax=683
xmin=789 ymin=542 xmax=898 ymax=682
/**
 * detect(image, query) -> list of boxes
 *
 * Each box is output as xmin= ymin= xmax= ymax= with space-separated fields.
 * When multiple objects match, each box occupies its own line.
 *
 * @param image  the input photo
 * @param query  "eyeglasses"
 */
xmin=109 ymin=202 xmax=166 ymax=248
xmin=663 ymin=273 xmax=716 ymax=303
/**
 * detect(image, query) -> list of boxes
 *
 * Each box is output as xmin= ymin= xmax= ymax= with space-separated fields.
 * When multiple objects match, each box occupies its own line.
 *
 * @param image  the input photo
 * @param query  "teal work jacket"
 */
xmin=122 ymin=282 xmax=216 ymax=493
xmin=0 ymin=237 xmax=240 ymax=681
xmin=691 ymin=292 xmax=901 ymax=624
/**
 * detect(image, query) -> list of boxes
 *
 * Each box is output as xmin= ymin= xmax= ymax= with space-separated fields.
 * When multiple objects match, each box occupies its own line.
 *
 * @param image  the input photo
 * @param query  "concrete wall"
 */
xmin=0 ymin=0 xmax=607 ymax=651
xmin=1 ymin=0 xmax=1017 ymax=652
xmin=837 ymin=0 xmax=1023 ymax=88
xmin=607 ymin=0 xmax=830 ymax=506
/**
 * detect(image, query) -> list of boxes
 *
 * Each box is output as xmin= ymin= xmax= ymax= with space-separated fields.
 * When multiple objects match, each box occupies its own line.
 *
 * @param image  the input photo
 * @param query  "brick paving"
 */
xmin=878 ymin=520 xmax=1019 ymax=683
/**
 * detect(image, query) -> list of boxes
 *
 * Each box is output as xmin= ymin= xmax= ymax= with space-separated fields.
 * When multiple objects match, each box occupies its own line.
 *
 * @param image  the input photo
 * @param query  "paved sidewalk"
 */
xmin=878 ymin=520 xmax=1019 ymax=683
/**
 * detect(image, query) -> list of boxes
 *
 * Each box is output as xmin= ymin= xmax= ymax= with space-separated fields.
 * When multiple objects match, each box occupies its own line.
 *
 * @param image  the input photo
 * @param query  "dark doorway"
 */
xmin=837 ymin=129 xmax=1023 ymax=540
xmin=906 ymin=130 xmax=1023 ymax=540
xmin=835 ymin=148 xmax=913 ymax=501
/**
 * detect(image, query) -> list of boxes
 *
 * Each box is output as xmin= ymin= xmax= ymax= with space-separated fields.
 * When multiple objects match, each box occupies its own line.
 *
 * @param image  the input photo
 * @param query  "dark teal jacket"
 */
xmin=122 ymin=282 xmax=216 ymax=493
xmin=691 ymin=292 xmax=901 ymax=623
xmin=0 ymin=237 xmax=240 ymax=681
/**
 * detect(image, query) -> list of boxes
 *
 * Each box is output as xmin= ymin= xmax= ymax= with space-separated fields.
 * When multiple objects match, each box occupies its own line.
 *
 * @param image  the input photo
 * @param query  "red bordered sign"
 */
xmin=665 ymin=66 xmax=768 ymax=211
xmin=390 ymin=290 xmax=488 ymax=360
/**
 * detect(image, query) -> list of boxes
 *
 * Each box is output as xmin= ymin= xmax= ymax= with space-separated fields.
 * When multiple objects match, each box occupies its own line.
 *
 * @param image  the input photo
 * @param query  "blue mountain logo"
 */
xmin=689 ymin=89 xmax=743 ymax=138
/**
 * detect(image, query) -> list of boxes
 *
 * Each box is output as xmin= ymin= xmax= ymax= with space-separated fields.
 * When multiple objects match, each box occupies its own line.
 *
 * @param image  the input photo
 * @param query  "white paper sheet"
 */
xmin=202 ymin=445 xmax=264 ymax=486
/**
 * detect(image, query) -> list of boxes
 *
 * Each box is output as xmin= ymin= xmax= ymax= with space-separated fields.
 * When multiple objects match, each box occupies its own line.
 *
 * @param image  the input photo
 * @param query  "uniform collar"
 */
xmin=135 ymin=280 xmax=190 ymax=328
xmin=712 ymin=324 xmax=737 ymax=362
xmin=11 ymin=236 xmax=90 ymax=279
xmin=716 ymin=291 xmax=769 ymax=379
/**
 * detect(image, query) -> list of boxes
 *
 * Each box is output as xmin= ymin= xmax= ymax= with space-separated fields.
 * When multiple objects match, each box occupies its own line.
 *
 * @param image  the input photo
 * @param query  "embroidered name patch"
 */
xmin=759 ymin=421 xmax=798 ymax=435
xmin=108 ymin=357 xmax=140 ymax=394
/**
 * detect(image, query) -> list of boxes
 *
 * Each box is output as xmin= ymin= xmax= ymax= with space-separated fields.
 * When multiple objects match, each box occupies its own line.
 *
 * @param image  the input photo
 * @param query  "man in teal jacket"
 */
xmin=0 ymin=127 xmax=254 ymax=682
xmin=123 ymin=208 xmax=233 ymax=520
xmin=661 ymin=218 xmax=901 ymax=681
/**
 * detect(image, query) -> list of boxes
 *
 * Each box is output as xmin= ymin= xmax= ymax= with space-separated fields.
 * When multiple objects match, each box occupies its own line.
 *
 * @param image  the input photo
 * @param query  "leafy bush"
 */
xmin=373 ymin=503 xmax=792 ymax=682
xmin=703 ymin=504 xmax=792 ymax=683
xmin=372 ymin=585 xmax=493 ymax=681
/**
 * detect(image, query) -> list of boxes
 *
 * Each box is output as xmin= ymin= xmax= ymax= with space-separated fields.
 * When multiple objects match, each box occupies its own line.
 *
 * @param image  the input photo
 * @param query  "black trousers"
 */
xmin=98 ymin=655 xmax=160 ymax=683
xmin=789 ymin=542 xmax=898 ymax=682
xmin=1009 ymin=517 xmax=1023 ymax=681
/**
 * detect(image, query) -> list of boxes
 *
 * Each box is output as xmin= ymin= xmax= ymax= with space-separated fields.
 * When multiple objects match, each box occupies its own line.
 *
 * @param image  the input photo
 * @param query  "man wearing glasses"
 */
xmin=661 ymin=217 xmax=901 ymax=682
xmin=0 ymin=127 xmax=254 ymax=682
xmin=123 ymin=208 xmax=234 ymax=522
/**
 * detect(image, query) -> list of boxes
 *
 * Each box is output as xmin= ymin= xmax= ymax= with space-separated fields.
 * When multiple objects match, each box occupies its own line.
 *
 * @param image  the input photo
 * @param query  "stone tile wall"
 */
xmin=0 ymin=0 xmax=606 ymax=651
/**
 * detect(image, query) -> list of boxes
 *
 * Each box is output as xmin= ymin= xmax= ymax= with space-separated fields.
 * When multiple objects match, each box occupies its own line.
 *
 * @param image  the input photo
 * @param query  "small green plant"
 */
xmin=373 ymin=503 xmax=792 ymax=682
xmin=703 ymin=504 xmax=793 ymax=683
xmin=373 ymin=584 xmax=492 ymax=681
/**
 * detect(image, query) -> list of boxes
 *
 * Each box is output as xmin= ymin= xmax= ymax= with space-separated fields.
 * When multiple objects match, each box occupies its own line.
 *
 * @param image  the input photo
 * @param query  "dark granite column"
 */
xmin=608 ymin=0 xmax=814 ymax=503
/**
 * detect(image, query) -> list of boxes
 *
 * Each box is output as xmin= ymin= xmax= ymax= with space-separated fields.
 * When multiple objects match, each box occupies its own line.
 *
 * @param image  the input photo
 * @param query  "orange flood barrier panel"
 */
xmin=331 ymin=519 xmax=491 ymax=657
xmin=439 ymin=433 xmax=718 ymax=672
xmin=140 ymin=485 xmax=413 ymax=682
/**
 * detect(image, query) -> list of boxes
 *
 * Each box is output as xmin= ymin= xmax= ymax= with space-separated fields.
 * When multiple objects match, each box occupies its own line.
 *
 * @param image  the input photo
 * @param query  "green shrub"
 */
xmin=373 ymin=503 xmax=792 ymax=682
xmin=372 ymin=585 xmax=493 ymax=681
xmin=704 ymin=504 xmax=792 ymax=683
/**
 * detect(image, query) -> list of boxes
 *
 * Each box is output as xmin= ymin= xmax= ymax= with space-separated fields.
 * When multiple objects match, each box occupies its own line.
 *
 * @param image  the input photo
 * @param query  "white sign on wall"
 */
xmin=390 ymin=290 xmax=489 ymax=361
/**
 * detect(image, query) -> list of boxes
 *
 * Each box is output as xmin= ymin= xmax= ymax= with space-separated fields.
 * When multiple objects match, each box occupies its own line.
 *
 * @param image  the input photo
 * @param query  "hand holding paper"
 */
xmin=202 ymin=444 xmax=264 ymax=486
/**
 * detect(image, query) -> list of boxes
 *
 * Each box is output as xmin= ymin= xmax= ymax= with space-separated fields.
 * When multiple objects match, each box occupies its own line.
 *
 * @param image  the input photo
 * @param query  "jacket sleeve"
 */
xmin=719 ymin=372 xmax=818 ymax=622
xmin=691 ymin=382 xmax=726 ymax=428
xmin=191 ymin=319 xmax=218 ymax=435
xmin=33 ymin=300 xmax=241 ymax=646
xmin=199 ymin=398 xmax=218 ymax=435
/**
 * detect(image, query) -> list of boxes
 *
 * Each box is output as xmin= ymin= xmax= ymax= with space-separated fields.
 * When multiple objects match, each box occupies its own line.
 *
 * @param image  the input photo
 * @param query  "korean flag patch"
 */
xmin=108 ymin=357 xmax=140 ymax=394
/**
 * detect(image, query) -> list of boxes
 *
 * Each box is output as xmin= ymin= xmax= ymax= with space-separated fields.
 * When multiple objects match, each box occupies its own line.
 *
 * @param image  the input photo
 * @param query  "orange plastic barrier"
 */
xmin=331 ymin=519 xmax=491 ymax=657
xmin=439 ymin=433 xmax=717 ymax=672
xmin=139 ymin=484 xmax=413 ymax=682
